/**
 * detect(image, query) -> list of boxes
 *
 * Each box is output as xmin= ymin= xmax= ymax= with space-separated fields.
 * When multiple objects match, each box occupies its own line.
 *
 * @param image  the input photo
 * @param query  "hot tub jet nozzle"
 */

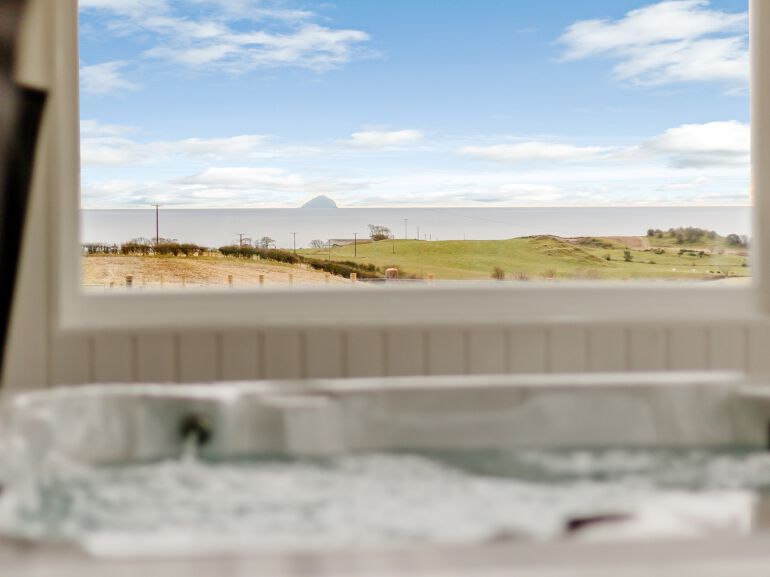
xmin=180 ymin=414 xmax=213 ymax=447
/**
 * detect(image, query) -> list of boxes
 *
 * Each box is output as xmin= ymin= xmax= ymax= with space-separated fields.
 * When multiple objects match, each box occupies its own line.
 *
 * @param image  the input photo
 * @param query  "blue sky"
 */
xmin=79 ymin=0 xmax=750 ymax=208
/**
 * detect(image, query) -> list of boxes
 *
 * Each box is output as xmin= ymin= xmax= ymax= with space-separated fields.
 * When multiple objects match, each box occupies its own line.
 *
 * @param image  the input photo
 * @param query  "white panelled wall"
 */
xmin=23 ymin=322 xmax=765 ymax=387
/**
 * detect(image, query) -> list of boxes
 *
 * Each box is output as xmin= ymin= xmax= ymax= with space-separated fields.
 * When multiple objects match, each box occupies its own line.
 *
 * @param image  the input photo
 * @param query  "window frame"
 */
xmin=47 ymin=0 xmax=766 ymax=331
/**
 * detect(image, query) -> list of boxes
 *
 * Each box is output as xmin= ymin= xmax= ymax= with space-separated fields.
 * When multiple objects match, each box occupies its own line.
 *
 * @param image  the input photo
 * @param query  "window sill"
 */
xmin=58 ymin=282 xmax=761 ymax=331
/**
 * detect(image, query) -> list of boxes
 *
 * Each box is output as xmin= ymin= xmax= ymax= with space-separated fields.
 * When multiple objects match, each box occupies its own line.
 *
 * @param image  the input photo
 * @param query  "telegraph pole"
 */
xmin=151 ymin=204 xmax=161 ymax=245
xmin=292 ymin=232 xmax=297 ymax=255
xmin=353 ymin=232 xmax=359 ymax=257
xmin=417 ymin=226 xmax=420 ymax=241
xmin=238 ymin=233 xmax=246 ymax=247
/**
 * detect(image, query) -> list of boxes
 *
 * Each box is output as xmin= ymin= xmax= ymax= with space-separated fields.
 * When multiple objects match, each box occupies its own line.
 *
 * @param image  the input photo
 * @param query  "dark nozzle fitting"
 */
xmin=180 ymin=414 xmax=213 ymax=447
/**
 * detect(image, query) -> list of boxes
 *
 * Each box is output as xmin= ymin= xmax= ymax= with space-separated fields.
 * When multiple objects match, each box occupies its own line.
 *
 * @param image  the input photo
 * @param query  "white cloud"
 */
xmin=81 ymin=2 xmax=372 ymax=74
xmin=144 ymin=23 xmax=370 ymax=71
xmin=79 ymin=0 xmax=167 ymax=16
xmin=348 ymin=129 xmax=425 ymax=148
xmin=462 ymin=142 xmax=613 ymax=163
xmin=186 ymin=0 xmax=314 ymax=22
xmin=657 ymin=176 xmax=710 ymax=191
xmin=170 ymin=135 xmax=271 ymax=158
xmin=82 ymin=166 xmax=361 ymax=208
xmin=80 ymin=61 xmax=139 ymax=95
xmin=461 ymin=121 xmax=749 ymax=170
xmin=644 ymin=120 xmax=749 ymax=167
xmin=81 ymin=119 xmax=139 ymax=137
xmin=559 ymin=0 xmax=748 ymax=86
xmin=81 ymin=138 xmax=142 ymax=166
xmin=180 ymin=167 xmax=306 ymax=190
xmin=80 ymin=120 xmax=751 ymax=208
xmin=80 ymin=122 xmax=274 ymax=166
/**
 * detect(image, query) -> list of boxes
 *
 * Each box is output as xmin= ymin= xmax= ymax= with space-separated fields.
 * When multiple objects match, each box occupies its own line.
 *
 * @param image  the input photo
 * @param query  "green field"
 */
xmin=299 ymin=235 xmax=750 ymax=281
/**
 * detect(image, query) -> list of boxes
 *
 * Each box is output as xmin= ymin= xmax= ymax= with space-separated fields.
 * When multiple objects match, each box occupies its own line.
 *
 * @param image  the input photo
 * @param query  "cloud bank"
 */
xmin=559 ymin=0 xmax=748 ymax=87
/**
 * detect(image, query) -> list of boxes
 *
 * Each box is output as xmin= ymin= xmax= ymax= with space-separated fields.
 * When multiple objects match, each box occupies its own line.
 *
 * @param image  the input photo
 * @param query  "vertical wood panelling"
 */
xmin=748 ymin=324 xmax=770 ymax=374
xmin=50 ymin=333 xmax=92 ymax=385
xmin=262 ymin=330 xmax=304 ymax=379
xmin=386 ymin=329 xmax=426 ymax=376
xmin=508 ymin=327 xmax=548 ymax=374
xmin=305 ymin=329 xmax=345 ymax=379
xmin=587 ymin=326 xmax=627 ymax=372
xmin=628 ymin=327 xmax=668 ymax=371
xmin=708 ymin=325 xmax=748 ymax=371
xmin=92 ymin=333 xmax=134 ymax=383
xmin=427 ymin=329 xmax=467 ymax=376
xmin=346 ymin=329 xmax=386 ymax=378
xmin=668 ymin=326 xmax=709 ymax=371
xmin=29 ymin=320 xmax=770 ymax=388
xmin=468 ymin=328 xmax=507 ymax=375
xmin=220 ymin=330 xmax=260 ymax=381
xmin=547 ymin=326 xmax=587 ymax=373
xmin=178 ymin=332 xmax=219 ymax=383
xmin=135 ymin=333 xmax=177 ymax=383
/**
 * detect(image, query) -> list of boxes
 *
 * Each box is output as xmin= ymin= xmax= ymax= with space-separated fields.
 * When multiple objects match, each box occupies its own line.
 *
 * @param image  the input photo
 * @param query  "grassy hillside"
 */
xmin=300 ymin=235 xmax=750 ymax=281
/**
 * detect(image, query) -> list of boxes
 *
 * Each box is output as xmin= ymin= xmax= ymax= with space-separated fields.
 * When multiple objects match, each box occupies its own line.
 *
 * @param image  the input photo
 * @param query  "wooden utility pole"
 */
xmin=292 ymin=232 xmax=297 ymax=255
xmin=151 ymin=204 xmax=161 ymax=245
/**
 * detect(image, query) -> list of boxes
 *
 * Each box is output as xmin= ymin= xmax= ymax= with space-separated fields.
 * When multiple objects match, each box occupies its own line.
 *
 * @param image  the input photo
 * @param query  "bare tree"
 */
xmin=310 ymin=239 xmax=325 ymax=249
xmin=259 ymin=236 xmax=275 ymax=249
xmin=368 ymin=224 xmax=391 ymax=242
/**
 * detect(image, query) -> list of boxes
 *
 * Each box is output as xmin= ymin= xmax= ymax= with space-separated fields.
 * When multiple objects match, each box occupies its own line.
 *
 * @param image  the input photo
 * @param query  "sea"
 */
xmin=81 ymin=207 xmax=752 ymax=250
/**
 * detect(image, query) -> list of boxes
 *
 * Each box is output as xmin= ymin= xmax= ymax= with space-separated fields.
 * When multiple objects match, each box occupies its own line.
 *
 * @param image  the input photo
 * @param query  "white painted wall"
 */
xmin=2 ymin=0 xmax=767 ymax=391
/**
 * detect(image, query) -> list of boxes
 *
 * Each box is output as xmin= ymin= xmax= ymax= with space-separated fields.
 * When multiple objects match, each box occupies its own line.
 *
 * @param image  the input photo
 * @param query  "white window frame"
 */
xmin=40 ymin=0 xmax=768 ymax=331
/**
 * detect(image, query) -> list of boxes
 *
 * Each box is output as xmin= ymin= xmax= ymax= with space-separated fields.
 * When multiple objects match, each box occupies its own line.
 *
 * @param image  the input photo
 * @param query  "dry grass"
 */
xmin=82 ymin=255 xmax=349 ymax=288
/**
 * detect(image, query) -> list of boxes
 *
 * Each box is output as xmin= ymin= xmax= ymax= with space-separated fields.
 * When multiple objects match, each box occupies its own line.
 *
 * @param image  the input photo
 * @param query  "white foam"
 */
xmin=0 ymin=451 xmax=764 ymax=556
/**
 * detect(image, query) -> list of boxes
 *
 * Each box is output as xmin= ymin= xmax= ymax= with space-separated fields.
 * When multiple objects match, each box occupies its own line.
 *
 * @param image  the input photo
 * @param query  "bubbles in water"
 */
xmin=0 ymin=449 xmax=765 ymax=555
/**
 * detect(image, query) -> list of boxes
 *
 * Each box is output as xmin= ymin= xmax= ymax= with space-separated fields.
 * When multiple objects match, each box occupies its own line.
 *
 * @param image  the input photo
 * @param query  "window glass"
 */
xmin=79 ymin=0 xmax=750 ymax=289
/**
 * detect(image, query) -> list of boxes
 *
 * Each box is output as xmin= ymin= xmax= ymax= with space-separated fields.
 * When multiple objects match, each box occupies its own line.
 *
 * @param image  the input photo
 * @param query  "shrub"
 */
xmin=623 ymin=249 xmax=633 ymax=262
xmin=82 ymin=243 xmax=120 ymax=255
xmin=219 ymin=245 xmax=258 ymax=259
xmin=541 ymin=269 xmax=556 ymax=280
xmin=727 ymin=234 xmax=749 ymax=248
xmin=368 ymin=224 xmax=392 ymax=242
xmin=491 ymin=267 xmax=505 ymax=280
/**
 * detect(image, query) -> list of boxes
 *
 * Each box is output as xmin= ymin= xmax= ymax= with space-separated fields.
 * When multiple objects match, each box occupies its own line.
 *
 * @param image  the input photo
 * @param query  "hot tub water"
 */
xmin=0 ymin=448 xmax=765 ymax=555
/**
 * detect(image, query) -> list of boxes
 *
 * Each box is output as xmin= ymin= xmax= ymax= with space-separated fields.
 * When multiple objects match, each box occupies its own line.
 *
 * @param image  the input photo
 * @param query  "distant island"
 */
xmin=301 ymin=195 xmax=338 ymax=209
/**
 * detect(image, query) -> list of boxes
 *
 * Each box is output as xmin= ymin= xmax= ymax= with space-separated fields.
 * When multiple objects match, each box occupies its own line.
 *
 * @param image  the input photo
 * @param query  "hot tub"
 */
xmin=1 ymin=371 xmax=770 ymax=558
